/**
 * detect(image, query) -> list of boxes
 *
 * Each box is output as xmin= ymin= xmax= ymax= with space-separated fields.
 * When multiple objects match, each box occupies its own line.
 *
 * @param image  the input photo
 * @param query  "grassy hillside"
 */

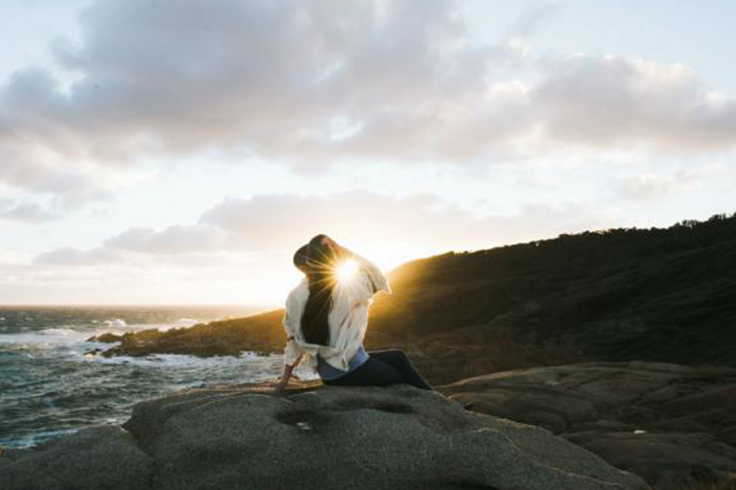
xmin=102 ymin=211 xmax=736 ymax=383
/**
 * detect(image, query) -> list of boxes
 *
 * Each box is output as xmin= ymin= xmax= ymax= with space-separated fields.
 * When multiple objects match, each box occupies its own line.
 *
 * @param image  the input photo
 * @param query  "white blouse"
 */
xmin=281 ymin=252 xmax=391 ymax=372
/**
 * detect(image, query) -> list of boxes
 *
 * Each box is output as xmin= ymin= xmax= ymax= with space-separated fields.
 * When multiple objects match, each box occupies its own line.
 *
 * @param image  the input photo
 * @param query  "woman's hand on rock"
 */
xmin=274 ymin=378 xmax=289 ymax=392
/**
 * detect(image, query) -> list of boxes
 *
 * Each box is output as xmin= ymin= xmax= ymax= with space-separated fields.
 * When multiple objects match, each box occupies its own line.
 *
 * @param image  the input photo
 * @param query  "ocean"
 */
xmin=0 ymin=305 xmax=298 ymax=449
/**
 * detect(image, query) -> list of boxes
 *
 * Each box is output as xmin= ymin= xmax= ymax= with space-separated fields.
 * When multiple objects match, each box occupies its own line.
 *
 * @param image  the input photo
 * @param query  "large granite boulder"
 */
xmin=0 ymin=425 xmax=154 ymax=490
xmin=0 ymin=382 xmax=648 ymax=490
xmin=440 ymin=362 xmax=736 ymax=490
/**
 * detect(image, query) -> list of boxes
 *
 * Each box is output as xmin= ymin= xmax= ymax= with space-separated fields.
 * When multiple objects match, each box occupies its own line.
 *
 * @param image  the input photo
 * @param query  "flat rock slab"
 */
xmin=0 ymin=382 xmax=647 ymax=490
xmin=440 ymin=361 xmax=736 ymax=490
xmin=565 ymin=431 xmax=736 ymax=490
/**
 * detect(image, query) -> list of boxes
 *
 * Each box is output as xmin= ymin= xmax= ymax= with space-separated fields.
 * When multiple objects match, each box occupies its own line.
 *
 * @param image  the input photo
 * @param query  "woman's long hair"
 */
xmin=293 ymin=234 xmax=340 ymax=346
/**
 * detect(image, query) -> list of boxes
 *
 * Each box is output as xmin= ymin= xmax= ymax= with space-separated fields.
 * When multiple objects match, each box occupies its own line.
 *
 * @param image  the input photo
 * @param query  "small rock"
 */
xmin=86 ymin=333 xmax=123 ymax=343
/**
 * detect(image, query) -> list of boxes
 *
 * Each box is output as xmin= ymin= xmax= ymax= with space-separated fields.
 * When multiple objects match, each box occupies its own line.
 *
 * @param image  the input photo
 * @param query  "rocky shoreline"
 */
xmin=85 ymin=310 xmax=287 ymax=359
xmin=2 ymin=362 xmax=736 ymax=489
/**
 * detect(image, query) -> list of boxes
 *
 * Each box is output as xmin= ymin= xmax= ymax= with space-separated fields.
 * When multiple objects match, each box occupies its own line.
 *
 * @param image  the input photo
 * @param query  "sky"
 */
xmin=0 ymin=0 xmax=734 ymax=307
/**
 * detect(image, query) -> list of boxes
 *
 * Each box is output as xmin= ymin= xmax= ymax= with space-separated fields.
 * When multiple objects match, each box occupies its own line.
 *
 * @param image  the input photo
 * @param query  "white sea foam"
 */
xmin=174 ymin=318 xmax=199 ymax=327
xmin=104 ymin=319 xmax=128 ymax=329
xmin=0 ymin=318 xmax=198 ymax=345
xmin=1 ymin=322 xmax=166 ymax=349
xmin=0 ymin=318 xmax=297 ymax=381
xmin=10 ymin=428 xmax=80 ymax=449
xmin=88 ymin=351 xmax=275 ymax=367
xmin=41 ymin=327 xmax=79 ymax=337
xmin=0 ymin=328 xmax=89 ymax=347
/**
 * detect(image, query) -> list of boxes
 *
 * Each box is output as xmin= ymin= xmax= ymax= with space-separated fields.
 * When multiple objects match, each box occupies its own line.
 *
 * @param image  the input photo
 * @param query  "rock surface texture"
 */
xmin=0 ymin=382 xmax=648 ymax=490
xmin=440 ymin=362 xmax=736 ymax=490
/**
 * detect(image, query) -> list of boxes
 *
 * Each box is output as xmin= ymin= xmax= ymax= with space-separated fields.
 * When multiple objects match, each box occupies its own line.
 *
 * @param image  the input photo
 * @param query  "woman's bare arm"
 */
xmin=275 ymin=363 xmax=297 ymax=391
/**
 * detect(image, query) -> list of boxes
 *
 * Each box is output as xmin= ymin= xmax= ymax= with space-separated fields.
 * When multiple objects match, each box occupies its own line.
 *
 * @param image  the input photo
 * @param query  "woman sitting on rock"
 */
xmin=275 ymin=234 xmax=433 ymax=392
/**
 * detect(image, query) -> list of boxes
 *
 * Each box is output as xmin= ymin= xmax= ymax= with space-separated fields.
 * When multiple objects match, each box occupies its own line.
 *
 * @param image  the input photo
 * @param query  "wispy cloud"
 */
xmin=612 ymin=163 xmax=730 ymax=201
xmin=34 ymin=190 xmax=619 ymax=269
xmin=0 ymin=198 xmax=58 ymax=222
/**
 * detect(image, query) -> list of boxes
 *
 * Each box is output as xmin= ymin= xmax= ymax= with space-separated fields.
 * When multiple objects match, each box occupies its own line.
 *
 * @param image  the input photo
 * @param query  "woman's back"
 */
xmin=282 ymin=252 xmax=390 ymax=372
xmin=275 ymin=234 xmax=431 ymax=393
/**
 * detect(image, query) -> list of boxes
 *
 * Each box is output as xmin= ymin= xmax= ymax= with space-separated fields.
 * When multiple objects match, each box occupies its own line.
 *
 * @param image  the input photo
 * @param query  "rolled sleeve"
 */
xmin=342 ymin=265 xmax=389 ymax=306
xmin=282 ymin=293 xmax=304 ymax=367
xmin=353 ymin=254 xmax=391 ymax=297
xmin=283 ymin=338 xmax=303 ymax=367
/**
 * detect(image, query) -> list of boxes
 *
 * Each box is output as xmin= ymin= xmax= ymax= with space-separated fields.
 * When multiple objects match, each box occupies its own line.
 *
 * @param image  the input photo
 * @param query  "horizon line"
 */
xmin=0 ymin=303 xmax=277 ymax=309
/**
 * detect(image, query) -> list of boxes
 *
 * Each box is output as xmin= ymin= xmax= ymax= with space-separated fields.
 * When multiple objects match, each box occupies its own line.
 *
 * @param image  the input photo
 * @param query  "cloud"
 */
xmin=2 ymin=0 xmax=735 ymax=203
xmin=0 ymin=198 xmax=58 ymax=222
xmin=532 ymin=54 xmax=736 ymax=152
xmin=3 ymin=0 xmax=491 ymax=159
xmin=33 ymin=224 xmax=238 ymax=266
xmin=34 ymin=246 xmax=123 ymax=266
xmin=27 ymin=190 xmax=622 ymax=304
xmin=0 ymin=125 xmax=113 ymax=204
xmin=612 ymin=163 xmax=729 ymax=201
xmin=102 ymin=224 xmax=231 ymax=255
xmin=36 ymin=190 xmax=618 ymax=267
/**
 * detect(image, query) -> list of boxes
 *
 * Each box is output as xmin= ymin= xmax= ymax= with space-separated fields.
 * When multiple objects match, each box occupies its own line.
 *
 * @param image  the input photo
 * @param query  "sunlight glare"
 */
xmin=336 ymin=258 xmax=360 ymax=282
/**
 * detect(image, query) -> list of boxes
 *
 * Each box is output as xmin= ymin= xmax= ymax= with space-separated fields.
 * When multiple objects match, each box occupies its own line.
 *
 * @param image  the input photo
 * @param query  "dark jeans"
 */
xmin=322 ymin=349 xmax=433 ymax=391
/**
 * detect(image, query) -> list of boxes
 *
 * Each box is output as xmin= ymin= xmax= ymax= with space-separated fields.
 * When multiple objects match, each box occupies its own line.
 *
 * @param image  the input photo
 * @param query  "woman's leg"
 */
xmin=367 ymin=349 xmax=434 ymax=391
xmin=323 ymin=356 xmax=405 ymax=387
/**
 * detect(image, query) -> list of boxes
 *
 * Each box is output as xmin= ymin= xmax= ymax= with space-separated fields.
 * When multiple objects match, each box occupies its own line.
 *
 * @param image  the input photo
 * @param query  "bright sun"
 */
xmin=336 ymin=258 xmax=360 ymax=282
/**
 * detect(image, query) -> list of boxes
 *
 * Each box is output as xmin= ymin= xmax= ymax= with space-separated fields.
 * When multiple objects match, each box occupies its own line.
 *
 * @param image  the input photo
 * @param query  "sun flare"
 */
xmin=336 ymin=258 xmax=360 ymax=282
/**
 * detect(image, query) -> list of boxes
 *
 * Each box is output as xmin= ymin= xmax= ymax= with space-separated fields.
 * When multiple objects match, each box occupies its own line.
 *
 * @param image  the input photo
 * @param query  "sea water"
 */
xmin=0 ymin=306 xmax=299 ymax=449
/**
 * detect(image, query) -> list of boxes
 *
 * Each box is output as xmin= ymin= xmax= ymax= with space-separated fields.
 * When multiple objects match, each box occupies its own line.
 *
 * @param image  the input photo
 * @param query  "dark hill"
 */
xmin=101 ymin=212 xmax=736 ymax=383
xmin=371 ymin=211 xmax=736 ymax=363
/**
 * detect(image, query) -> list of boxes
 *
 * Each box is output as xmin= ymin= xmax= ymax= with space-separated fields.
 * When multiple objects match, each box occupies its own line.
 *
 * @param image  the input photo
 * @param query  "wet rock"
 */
xmin=86 ymin=332 xmax=124 ymax=343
